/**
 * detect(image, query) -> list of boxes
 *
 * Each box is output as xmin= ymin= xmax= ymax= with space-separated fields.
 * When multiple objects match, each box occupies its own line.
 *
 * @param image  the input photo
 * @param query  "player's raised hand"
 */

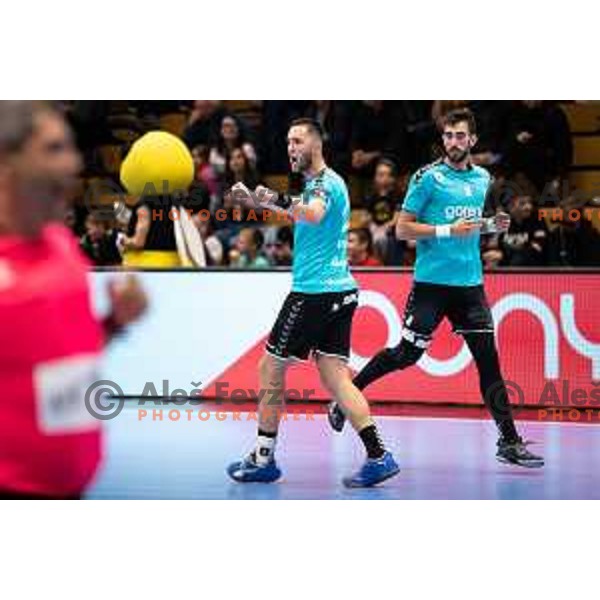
xmin=451 ymin=218 xmax=482 ymax=237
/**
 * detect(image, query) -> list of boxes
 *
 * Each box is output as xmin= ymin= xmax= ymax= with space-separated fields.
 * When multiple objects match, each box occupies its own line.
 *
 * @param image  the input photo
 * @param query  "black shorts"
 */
xmin=402 ymin=282 xmax=494 ymax=348
xmin=266 ymin=290 xmax=359 ymax=362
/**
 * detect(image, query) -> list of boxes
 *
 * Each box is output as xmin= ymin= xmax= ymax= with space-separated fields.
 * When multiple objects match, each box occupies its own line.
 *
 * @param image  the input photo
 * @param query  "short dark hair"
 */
xmin=349 ymin=227 xmax=373 ymax=253
xmin=441 ymin=107 xmax=477 ymax=135
xmin=289 ymin=117 xmax=324 ymax=139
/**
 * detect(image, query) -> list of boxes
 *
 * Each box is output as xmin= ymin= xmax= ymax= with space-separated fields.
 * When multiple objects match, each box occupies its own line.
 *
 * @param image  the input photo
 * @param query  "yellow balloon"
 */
xmin=120 ymin=131 xmax=194 ymax=196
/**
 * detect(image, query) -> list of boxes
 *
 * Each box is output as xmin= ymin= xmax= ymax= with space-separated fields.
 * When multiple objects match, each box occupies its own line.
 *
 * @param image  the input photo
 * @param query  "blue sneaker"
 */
xmin=227 ymin=452 xmax=282 ymax=483
xmin=343 ymin=451 xmax=400 ymax=488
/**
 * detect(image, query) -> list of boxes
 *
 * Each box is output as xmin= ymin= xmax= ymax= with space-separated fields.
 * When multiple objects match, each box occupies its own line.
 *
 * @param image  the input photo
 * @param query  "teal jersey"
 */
xmin=292 ymin=167 xmax=357 ymax=294
xmin=401 ymin=161 xmax=491 ymax=287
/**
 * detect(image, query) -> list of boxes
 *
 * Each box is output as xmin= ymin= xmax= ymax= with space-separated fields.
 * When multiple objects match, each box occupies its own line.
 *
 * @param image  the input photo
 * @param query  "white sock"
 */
xmin=255 ymin=434 xmax=276 ymax=465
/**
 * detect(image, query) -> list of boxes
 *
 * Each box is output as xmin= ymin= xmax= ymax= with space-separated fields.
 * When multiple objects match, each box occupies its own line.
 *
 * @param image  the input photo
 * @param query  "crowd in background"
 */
xmin=64 ymin=100 xmax=600 ymax=268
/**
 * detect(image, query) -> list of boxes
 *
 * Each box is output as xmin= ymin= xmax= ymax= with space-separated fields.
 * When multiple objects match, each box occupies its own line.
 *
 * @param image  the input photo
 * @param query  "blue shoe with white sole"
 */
xmin=227 ymin=453 xmax=282 ymax=483
xmin=343 ymin=451 xmax=400 ymax=488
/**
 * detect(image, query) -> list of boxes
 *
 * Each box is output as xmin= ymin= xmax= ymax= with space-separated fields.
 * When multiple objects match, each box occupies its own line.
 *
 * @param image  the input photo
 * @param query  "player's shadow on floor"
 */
xmin=226 ymin=482 xmax=284 ymax=500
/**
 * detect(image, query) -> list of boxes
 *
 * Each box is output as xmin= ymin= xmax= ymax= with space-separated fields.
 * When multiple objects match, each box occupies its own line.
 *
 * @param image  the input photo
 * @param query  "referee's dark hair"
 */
xmin=289 ymin=117 xmax=324 ymax=140
xmin=441 ymin=107 xmax=477 ymax=135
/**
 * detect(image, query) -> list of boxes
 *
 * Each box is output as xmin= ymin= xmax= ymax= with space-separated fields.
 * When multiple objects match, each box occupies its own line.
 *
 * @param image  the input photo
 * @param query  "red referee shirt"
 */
xmin=0 ymin=224 xmax=104 ymax=497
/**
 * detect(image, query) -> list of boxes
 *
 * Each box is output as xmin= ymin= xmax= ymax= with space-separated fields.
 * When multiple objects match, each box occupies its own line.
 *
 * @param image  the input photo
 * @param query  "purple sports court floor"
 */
xmin=86 ymin=405 xmax=600 ymax=499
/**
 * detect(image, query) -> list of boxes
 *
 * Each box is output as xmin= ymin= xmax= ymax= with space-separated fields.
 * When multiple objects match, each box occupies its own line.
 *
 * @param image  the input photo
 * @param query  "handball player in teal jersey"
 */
xmin=227 ymin=118 xmax=400 ymax=487
xmin=329 ymin=108 xmax=543 ymax=468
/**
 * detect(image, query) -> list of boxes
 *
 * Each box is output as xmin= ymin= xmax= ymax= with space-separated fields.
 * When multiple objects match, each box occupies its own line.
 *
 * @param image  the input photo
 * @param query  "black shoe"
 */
xmin=496 ymin=437 xmax=544 ymax=468
xmin=327 ymin=401 xmax=346 ymax=433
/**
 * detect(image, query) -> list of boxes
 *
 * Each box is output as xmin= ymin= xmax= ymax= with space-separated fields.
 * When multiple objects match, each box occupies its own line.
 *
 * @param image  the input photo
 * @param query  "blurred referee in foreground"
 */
xmin=0 ymin=101 xmax=147 ymax=499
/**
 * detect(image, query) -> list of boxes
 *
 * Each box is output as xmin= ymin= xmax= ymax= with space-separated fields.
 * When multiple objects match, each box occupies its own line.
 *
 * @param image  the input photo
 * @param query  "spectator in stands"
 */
xmin=195 ymin=214 xmax=224 ymax=266
xmin=191 ymin=144 xmax=219 ymax=204
xmin=575 ymin=199 xmax=600 ymax=265
xmin=183 ymin=101 xmax=226 ymax=149
xmin=468 ymin=101 xmax=511 ymax=168
xmin=398 ymin=100 xmax=436 ymax=169
xmin=350 ymin=101 xmax=406 ymax=178
xmin=347 ymin=228 xmax=382 ymax=266
xmin=363 ymin=158 xmax=399 ymax=254
xmin=209 ymin=115 xmax=257 ymax=176
xmin=264 ymin=226 xmax=293 ymax=266
xmin=67 ymin=101 xmax=113 ymax=175
xmin=545 ymin=196 xmax=600 ymax=266
xmin=224 ymin=146 xmax=260 ymax=191
xmin=544 ymin=212 xmax=579 ymax=267
xmin=187 ymin=171 xmax=212 ymax=216
xmin=213 ymin=186 xmax=249 ymax=253
xmin=79 ymin=211 xmax=123 ymax=266
xmin=495 ymin=195 xmax=548 ymax=266
xmin=229 ymin=227 xmax=271 ymax=268
xmin=361 ymin=158 xmax=414 ymax=265
xmin=64 ymin=205 xmax=88 ymax=237
xmin=502 ymin=101 xmax=572 ymax=192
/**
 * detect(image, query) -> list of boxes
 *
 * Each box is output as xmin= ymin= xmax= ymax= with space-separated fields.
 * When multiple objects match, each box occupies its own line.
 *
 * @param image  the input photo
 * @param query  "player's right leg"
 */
xmin=227 ymin=293 xmax=308 ymax=483
xmin=227 ymin=352 xmax=288 ymax=482
xmin=328 ymin=283 xmax=446 ymax=432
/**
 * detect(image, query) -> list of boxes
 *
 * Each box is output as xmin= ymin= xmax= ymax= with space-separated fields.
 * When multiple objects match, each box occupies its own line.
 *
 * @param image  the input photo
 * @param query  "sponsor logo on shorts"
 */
xmin=343 ymin=292 xmax=359 ymax=305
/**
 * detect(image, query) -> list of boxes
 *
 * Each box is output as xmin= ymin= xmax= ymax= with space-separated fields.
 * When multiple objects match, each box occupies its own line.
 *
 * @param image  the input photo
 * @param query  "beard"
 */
xmin=16 ymin=176 xmax=76 ymax=236
xmin=290 ymin=152 xmax=311 ymax=173
xmin=445 ymin=147 xmax=470 ymax=164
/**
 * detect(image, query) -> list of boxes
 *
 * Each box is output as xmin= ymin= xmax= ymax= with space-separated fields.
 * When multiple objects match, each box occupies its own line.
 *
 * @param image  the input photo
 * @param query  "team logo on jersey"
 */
xmin=312 ymin=186 xmax=327 ymax=202
xmin=433 ymin=172 xmax=445 ymax=184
